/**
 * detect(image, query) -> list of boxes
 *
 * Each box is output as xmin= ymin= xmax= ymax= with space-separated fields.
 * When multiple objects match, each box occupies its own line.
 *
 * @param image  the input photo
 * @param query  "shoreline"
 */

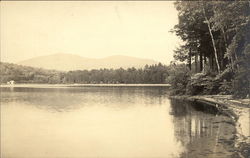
xmin=170 ymin=95 xmax=250 ymax=158
xmin=170 ymin=95 xmax=250 ymax=120
xmin=0 ymin=83 xmax=171 ymax=88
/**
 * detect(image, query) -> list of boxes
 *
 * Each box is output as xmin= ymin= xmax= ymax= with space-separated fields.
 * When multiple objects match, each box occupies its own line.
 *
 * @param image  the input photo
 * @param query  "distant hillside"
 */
xmin=0 ymin=62 xmax=63 ymax=84
xmin=17 ymin=53 xmax=158 ymax=71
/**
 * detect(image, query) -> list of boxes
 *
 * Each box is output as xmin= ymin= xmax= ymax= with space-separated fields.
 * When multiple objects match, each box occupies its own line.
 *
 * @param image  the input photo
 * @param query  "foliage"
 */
xmin=232 ymin=25 xmax=250 ymax=98
xmin=64 ymin=63 xmax=169 ymax=84
xmin=219 ymin=80 xmax=233 ymax=95
xmin=166 ymin=63 xmax=191 ymax=95
xmin=0 ymin=62 xmax=65 ymax=84
xmin=0 ymin=62 xmax=170 ymax=84
xmin=172 ymin=0 xmax=250 ymax=98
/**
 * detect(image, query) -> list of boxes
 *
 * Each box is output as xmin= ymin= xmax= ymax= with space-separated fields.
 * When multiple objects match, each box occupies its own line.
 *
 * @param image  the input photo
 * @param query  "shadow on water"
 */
xmin=169 ymin=99 xmax=238 ymax=158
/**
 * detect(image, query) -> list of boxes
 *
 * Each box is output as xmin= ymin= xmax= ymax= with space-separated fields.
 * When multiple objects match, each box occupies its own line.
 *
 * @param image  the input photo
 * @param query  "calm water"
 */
xmin=0 ymin=85 xmax=240 ymax=158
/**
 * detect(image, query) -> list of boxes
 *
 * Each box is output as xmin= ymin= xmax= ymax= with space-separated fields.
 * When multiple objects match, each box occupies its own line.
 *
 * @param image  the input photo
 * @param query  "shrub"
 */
xmin=232 ymin=44 xmax=250 ymax=98
xmin=166 ymin=64 xmax=191 ymax=95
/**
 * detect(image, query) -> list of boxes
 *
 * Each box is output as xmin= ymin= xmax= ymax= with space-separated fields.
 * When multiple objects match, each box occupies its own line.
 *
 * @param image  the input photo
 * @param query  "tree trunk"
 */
xmin=195 ymin=54 xmax=198 ymax=73
xmin=221 ymin=28 xmax=234 ymax=70
xmin=234 ymin=52 xmax=240 ymax=72
xmin=212 ymin=55 xmax=215 ymax=71
xmin=202 ymin=1 xmax=221 ymax=73
xmin=200 ymin=51 xmax=203 ymax=72
xmin=188 ymin=47 xmax=192 ymax=70
xmin=203 ymin=56 xmax=206 ymax=73
xmin=209 ymin=53 xmax=213 ymax=71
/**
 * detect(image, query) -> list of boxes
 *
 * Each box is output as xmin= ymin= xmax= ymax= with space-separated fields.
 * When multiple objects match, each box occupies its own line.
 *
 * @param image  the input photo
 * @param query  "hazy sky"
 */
xmin=1 ymin=1 xmax=181 ymax=64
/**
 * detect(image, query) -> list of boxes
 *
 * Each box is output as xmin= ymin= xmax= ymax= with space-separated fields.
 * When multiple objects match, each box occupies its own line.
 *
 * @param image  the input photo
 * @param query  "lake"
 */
xmin=0 ymin=85 xmax=238 ymax=158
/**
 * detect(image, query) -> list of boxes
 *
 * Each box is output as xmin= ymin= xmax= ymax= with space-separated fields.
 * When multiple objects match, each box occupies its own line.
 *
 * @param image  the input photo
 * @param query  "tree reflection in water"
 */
xmin=170 ymin=99 xmax=237 ymax=158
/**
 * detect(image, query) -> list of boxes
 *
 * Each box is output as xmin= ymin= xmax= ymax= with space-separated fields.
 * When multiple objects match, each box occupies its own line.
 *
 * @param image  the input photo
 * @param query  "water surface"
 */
xmin=1 ymin=85 xmax=237 ymax=158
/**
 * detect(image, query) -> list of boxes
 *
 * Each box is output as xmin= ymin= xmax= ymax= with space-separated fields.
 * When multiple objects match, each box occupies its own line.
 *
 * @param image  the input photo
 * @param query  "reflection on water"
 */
xmin=0 ymin=86 xmax=238 ymax=158
xmin=1 ymin=87 xmax=167 ymax=112
xmin=170 ymin=99 xmax=236 ymax=158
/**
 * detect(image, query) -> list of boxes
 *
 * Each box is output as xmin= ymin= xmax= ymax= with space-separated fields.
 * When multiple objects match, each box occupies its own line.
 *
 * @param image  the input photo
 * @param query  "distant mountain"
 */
xmin=17 ymin=53 xmax=158 ymax=71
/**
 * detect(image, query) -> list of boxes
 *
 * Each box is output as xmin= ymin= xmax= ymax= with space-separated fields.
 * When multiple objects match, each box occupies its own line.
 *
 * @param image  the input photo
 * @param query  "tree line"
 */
xmin=0 ymin=62 xmax=169 ymax=84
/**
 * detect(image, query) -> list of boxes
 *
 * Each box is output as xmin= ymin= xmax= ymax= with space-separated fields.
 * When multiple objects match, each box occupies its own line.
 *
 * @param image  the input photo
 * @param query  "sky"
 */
xmin=1 ymin=1 xmax=181 ymax=64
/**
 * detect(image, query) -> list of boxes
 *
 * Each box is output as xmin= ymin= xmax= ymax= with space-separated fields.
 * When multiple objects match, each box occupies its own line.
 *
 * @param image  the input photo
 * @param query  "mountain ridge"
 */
xmin=17 ymin=53 xmax=158 ymax=71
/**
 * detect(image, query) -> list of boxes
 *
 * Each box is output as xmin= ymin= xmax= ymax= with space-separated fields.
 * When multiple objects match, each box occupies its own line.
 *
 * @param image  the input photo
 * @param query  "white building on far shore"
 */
xmin=7 ymin=80 xmax=15 ymax=85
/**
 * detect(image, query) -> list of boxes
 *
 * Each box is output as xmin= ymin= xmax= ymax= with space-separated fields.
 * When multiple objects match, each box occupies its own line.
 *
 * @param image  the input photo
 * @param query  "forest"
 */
xmin=0 ymin=62 xmax=64 ymax=84
xmin=0 ymin=62 xmax=170 ymax=84
xmin=170 ymin=0 xmax=250 ymax=98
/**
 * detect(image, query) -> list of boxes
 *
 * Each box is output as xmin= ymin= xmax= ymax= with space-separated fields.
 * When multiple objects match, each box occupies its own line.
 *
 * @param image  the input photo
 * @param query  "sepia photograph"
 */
xmin=0 ymin=1 xmax=250 ymax=158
